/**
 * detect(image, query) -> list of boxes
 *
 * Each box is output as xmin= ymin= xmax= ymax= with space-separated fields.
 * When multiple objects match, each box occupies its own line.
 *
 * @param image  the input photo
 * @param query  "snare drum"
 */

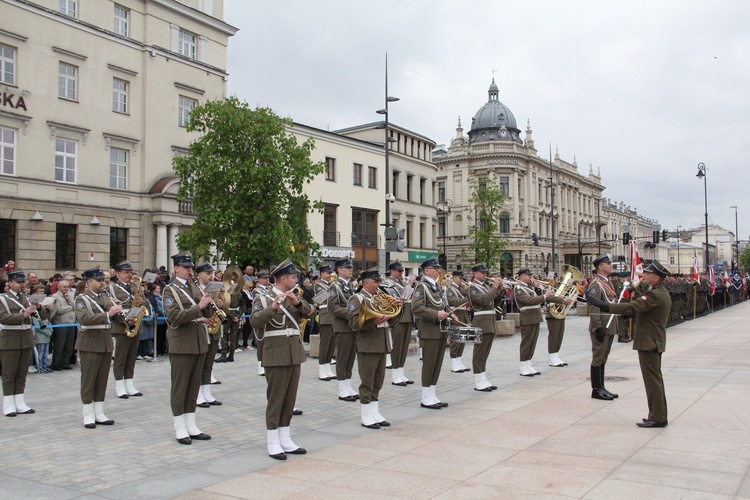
xmin=447 ymin=326 xmax=483 ymax=344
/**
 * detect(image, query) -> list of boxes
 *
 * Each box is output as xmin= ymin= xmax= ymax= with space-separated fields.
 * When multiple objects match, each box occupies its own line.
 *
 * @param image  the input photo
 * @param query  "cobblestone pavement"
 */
xmin=2 ymin=306 xmax=749 ymax=498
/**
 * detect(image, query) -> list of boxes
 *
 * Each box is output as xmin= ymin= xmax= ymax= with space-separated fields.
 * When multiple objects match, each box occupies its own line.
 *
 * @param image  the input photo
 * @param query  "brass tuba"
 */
xmin=548 ymin=265 xmax=584 ymax=319
xmin=358 ymin=292 xmax=402 ymax=328
xmin=126 ymin=277 xmax=149 ymax=338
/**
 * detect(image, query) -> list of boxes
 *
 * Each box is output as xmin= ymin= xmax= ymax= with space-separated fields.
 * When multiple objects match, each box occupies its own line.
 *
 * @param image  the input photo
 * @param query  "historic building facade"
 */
xmin=0 ymin=0 xmax=237 ymax=276
xmin=433 ymin=80 xmax=614 ymax=276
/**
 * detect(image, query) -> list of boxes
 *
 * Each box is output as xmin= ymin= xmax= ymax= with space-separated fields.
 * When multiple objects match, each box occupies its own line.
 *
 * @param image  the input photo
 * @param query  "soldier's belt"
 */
xmin=318 ymin=305 xmax=327 ymax=309
xmin=264 ymin=328 xmax=300 ymax=337
xmin=79 ymin=324 xmax=112 ymax=331
xmin=519 ymin=305 xmax=541 ymax=312
xmin=473 ymin=310 xmax=495 ymax=316
xmin=228 ymin=308 xmax=240 ymax=311
xmin=0 ymin=324 xmax=32 ymax=330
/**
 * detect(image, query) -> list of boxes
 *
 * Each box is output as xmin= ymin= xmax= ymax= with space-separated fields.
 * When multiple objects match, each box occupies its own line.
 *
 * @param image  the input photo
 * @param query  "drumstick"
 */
xmin=451 ymin=319 xmax=469 ymax=327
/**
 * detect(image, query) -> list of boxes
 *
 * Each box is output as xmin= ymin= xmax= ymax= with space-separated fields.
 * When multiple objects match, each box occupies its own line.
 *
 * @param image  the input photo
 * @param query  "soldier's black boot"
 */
xmin=591 ymin=365 xmax=614 ymax=401
xmin=214 ymin=353 xmax=227 ymax=363
xmin=600 ymin=365 xmax=619 ymax=399
xmin=227 ymin=347 xmax=235 ymax=362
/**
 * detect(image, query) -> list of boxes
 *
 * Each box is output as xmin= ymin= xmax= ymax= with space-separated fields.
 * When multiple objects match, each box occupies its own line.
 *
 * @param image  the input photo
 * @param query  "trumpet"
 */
xmin=21 ymin=292 xmax=43 ymax=322
xmin=191 ymin=277 xmax=227 ymax=322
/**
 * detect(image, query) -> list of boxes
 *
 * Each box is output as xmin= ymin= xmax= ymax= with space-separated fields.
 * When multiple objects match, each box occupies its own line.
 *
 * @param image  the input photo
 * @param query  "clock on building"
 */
xmin=499 ymin=129 xmax=508 ymax=138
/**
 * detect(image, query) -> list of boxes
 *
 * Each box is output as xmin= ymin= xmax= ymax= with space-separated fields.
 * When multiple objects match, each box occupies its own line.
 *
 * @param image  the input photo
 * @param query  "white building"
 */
xmin=0 ymin=0 xmax=237 ymax=276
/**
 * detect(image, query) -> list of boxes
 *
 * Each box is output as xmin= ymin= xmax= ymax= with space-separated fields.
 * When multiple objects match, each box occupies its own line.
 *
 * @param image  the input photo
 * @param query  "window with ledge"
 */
xmin=0 ymin=219 xmax=15 ymax=265
xmin=58 ymin=62 xmax=77 ymax=101
xmin=438 ymin=181 xmax=445 ymax=202
xmin=109 ymin=147 xmax=128 ymax=190
xmin=110 ymin=228 xmax=128 ymax=268
xmin=178 ymin=30 xmax=197 ymax=59
xmin=499 ymin=212 xmax=510 ymax=233
xmin=499 ymin=176 xmax=509 ymax=196
xmin=55 ymin=223 xmax=76 ymax=269
xmin=54 ymin=138 xmax=76 ymax=184
xmin=419 ymin=178 xmax=426 ymax=204
xmin=112 ymin=78 xmax=128 ymax=113
xmin=113 ymin=5 xmax=129 ymax=36
xmin=178 ymin=95 xmax=196 ymax=127
xmin=0 ymin=127 xmax=16 ymax=176
xmin=392 ymin=171 xmax=399 ymax=198
xmin=59 ymin=0 xmax=77 ymax=17
xmin=323 ymin=204 xmax=337 ymax=246
xmin=325 ymin=157 xmax=335 ymax=181
xmin=368 ymin=166 xmax=377 ymax=189
xmin=352 ymin=163 xmax=362 ymax=186
xmin=419 ymin=222 xmax=425 ymax=249
xmin=0 ymin=44 xmax=16 ymax=85
xmin=406 ymin=175 xmax=413 ymax=202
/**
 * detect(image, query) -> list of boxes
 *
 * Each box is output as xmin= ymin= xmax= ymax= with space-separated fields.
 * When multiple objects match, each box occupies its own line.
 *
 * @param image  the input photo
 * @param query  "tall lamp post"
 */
xmin=696 ymin=162 xmax=709 ymax=273
xmin=377 ymin=54 xmax=399 ymax=266
xmin=436 ymin=199 xmax=452 ymax=269
xmin=676 ymin=224 xmax=682 ymax=274
xmin=730 ymin=205 xmax=739 ymax=270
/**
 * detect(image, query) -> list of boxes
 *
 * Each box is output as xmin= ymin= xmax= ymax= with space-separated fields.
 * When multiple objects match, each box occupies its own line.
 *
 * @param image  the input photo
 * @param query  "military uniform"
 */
xmin=412 ymin=259 xmax=451 ymax=409
xmin=75 ymin=267 xmax=122 ymax=428
xmin=381 ymin=263 xmax=414 ymax=385
xmin=0 ymin=270 xmax=47 ymax=416
xmin=163 ymin=251 xmax=212 ymax=445
xmin=347 ymin=269 xmax=393 ymax=429
xmin=468 ymin=267 xmax=502 ymax=386
xmin=249 ymin=259 xmax=311 ymax=460
xmin=514 ymin=268 xmax=565 ymax=377
xmin=587 ymin=266 xmax=619 ymax=400
xmin=327 ymin=259 xmax=358 ymax=400
xmin=109 ymin=260 xmax=142 ymax=399
xmin=252 ymin=276 xmax=271 ymax=375
xmin=600 ymin=261 xmax=672 ymax=427
xmin=194 ymin=264 xmax=221 ymax=408
xmin=545 ymin=306 xmax=567 ymax=366
xmin=446 ymin=272 xmax=470 ymax=373
xmin=222 ymin=288 xmax=242 ymax=362
xmin=314 ymin=267 xmax=336 ymax=381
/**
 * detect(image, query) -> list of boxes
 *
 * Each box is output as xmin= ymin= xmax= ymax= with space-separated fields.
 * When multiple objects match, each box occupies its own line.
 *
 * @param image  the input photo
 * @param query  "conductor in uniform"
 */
xmin=412 ymin=259 xmax=458 ymax=409
xmin=75 ymin=267 xmax=122 ymax=428
xmin=587 ymin=255 xmax=619 ymax=401
xmin=347 ymin=268 xmax=394 ymax=429
xmin=0 ymin=270 xmax=48 ymax=417
xmin=162 ymin=252 xmax=213 ymax=445
xmin=250 ymin=259 xmax=312 ymax=460
xmin=590 ymin=261 xmax=672 ymax=427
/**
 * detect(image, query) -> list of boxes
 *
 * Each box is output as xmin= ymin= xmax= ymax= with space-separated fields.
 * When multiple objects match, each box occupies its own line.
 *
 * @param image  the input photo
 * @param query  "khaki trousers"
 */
xmin=420 ymin=338 xmax=446 ymax=387
xmin=639 ymin=350 xmax=667 ymax=421
xmin=112 ymin=333 xmax=139 ymax=380
xmin=169 ymin=352 xmax=206 ymax=416
xmin=201 ymin=336 xmax=219 ymax=385
xmin=547 ymin=317 xmax=565 ymax=353
xmin=472 ymin=329 xmax=495 ymax=373
xmin=318 ymin=324 xmax=335 ymax=365
xmin=519 ymin=323 xmax=540 ymax=361
xmin=390 ymin=322 xmax=411 ymax=369
xmin=1 ymin=348 xmax=32 ymax=396
xmin=265 ymin=364 xmax=300 ymax=429
xmin=590 ymin=332 xmax=614 ymax=366
xmin=357 ymin=352 xmax=386 ymax=404
xmin=335 ymin=332 xmax=357 ymax=380
xmin=79 ymin=351 xmax=110 ymax=403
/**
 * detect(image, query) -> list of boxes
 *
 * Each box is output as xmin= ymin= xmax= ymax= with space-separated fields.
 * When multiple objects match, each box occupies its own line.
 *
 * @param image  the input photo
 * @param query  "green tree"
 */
xmin=172 ymin=97 xmax=324 ymax=269
xmin=739 ymin=245 xmax=750 ymax=272
xmin=462 ymin=173 xmax=508 ymax=269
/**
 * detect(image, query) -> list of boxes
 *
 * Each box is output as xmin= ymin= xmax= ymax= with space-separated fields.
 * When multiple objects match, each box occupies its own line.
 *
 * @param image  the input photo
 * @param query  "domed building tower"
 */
xmin=433 ymin=79 xmax=611 ymax=276
xmin=468 ymin=79 xmax=523 ymax=145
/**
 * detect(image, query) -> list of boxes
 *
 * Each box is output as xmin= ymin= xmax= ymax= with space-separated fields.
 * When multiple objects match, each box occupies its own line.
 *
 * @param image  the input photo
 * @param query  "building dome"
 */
xmin=468 ymin=79 xmax=523 ymax=145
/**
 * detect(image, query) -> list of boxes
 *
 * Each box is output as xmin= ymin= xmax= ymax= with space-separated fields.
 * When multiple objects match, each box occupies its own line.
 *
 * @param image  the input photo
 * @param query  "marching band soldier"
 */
xmin=347 ymin=268 xmax=394 ymax=429
xmin=446 ymin=271 xmax=471 ymax=373
xmin=109 ymin=260 xmax=143 ymax=399
xmin=250 ymin=259 xmax=311 ymax=460
xmin=218 ymin=277 xmax=242 ymax=363
xmin=382 ymin=262 xmax=415 ymax=386
xmin=587 ymin=255 xmax=619 ymax=401
xmin=0 ymin=270 xmax=48 ymax=417
xmin=315 ymin=266 xmax=337 ymax=381
xmin=163 ymin=252 xmax=213 ymax=445
xmin=327 ymin=259 xmax=359 ymax=402
xmin=194 ymin=263 xmax=222 ymax=408
xmin=514 ymin=268 xmax=569 ymax=377
xmin=252 ymin=271 xmax=271 ymax=376
xmin=546 ymin=274 xmax=568 ymax=367
xmin=75 ymin=267 xmax=122 ymax=428
xmin=412 ymin=258 xmax=458 ymax=409
xmin=589 ymin=261 xmax=672 ymax=427
xmin=468 ymin=264 xmax=503 ymax=391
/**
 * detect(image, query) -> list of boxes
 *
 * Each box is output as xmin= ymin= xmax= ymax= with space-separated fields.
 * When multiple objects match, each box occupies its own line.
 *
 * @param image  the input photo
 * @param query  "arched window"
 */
xmin=499 ymin=212 xmax=510 ymax=233
xmin=454 ymin=214 xmax=463 ymax=236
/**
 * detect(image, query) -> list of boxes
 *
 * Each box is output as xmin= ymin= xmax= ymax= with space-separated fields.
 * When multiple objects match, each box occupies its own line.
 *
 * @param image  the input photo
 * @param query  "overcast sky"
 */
xmin=224 ymin=0 xmax=749 ymax=243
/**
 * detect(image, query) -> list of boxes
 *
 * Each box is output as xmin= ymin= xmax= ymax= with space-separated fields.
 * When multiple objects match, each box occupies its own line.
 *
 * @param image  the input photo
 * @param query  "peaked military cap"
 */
xmin=517 ymin=268 xmax=532 ymax=276
xmin=471 ymin=263 xmax=489 ymax=273
xmin=593 ymin=254 xmax=612 ymax=268
xmin=171 ymin=251 xmax=194 ymax=268
xmin=195 ymin=263 xmax=214 ymax=274
xmin=419 ymin=258 xmax=440 ymax=270
xmin=452 ymin=270 xmax=464 ymax=278
xmin=7 ymin=270 xmax=26 ymax=282
xmin=114 ymin=260 xmax=134 ymax=272
xmin=319 ymin=265 xmax=333 ymax=274
xmin=358 ymin=267 xmax=382 ymax=282
xmin=643 ymin=260 xmax=671 ymax=279
xmin=271 ymin=259 xmax=298 ymax=278
xmin=82 ymin=267 xmax=105 ymax=280
xmin=388 ymin=262 xmax=404 ymax=271
xmin=334 ymin=259 xmax=353 ymax=269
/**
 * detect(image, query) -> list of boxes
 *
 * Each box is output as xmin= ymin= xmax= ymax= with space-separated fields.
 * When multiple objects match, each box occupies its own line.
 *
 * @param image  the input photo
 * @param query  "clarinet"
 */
xmin=21 ymin=292 xmax=43 ymax=322
xmin=191 ymin=277 xmax=227 ymax=321
xmin=102 ymin=288 xmax=129 ymax=323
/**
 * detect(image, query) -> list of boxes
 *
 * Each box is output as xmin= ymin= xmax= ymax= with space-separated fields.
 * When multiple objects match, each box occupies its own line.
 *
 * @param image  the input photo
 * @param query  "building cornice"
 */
xmin=146 ymin=0 xmax=239 ymax=36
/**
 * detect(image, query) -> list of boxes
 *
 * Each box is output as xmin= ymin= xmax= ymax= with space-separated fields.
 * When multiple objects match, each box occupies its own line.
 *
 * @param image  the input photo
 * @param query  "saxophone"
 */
xmin=126 ymin=277 xmax=149 ymax=338
xmin=207 ymin=288 xmax=224 ymax=335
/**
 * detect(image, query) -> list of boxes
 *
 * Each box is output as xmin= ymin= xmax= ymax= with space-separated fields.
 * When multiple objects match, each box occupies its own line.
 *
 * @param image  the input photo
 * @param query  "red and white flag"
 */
xmin=723 ymin=268 xmax=730 ymax=287
xmin=709 ymin=266 xmax=716 ymax=295
xmin=692 ymin=256 xmax=700 ymax=281
xmin=629 ymin=241 xmax=642 ymax=286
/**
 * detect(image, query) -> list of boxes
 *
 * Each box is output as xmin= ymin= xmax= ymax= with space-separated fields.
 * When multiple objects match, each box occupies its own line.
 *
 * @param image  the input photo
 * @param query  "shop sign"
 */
xmin=408 ymin=251 xmax=438 ymax=261
xmin=311 ymin=247 xmax=356 ymax=259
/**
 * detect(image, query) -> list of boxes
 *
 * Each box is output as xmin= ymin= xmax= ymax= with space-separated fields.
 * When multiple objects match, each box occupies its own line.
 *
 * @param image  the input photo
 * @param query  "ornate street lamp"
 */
xmin=436 ymin=199 xmax=453 ymax=269
xmin=696 ymin=162 xmax=709 ymax=273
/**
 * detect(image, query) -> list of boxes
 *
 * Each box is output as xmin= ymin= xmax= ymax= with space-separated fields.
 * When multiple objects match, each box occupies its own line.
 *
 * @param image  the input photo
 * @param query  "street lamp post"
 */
xmin=731 ymin=205 xmax=739 ymax=269
xmin=436 ymin=200 xmax=452 ymax=269
xmin=696 ymin=162 xmax=709 ymax=273
xmin=377 ymin=54 xmax=399 ymax=266
xmin=676 ymin=224 xmax=682 ymax=274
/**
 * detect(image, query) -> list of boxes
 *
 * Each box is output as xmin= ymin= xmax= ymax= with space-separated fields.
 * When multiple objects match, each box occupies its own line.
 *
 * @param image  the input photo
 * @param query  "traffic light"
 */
xmin=662 ymin=230 xmax=668 ymax=241
xmin=623 ymin=232 xmax=631 ymax=245
xmin=653 ymin=230 xmax=660 ymax=244
xmin=532 ymin=233 xmax=539 ymax=246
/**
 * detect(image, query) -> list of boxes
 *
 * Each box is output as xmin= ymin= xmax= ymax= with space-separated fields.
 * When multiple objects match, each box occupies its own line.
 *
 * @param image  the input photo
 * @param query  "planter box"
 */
xmin=309 ymin=334 xmax=320 ymax=358
xmin=506 ymin=312 xmax=520 ymax=328
xmin=495 ymin=320 xmax=515 ymax=337
xmin=576 ymin=304 xmax=589 ymax=317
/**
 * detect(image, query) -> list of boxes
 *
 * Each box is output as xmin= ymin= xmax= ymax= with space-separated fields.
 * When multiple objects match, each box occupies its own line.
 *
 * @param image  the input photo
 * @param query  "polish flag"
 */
xmin=709 ymin=266 xmax=716 ymax=295
xmin=692 ymin=256 xmax=700 ymax=281
xmin=629 ymin=241 xmax=642 ymax=286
